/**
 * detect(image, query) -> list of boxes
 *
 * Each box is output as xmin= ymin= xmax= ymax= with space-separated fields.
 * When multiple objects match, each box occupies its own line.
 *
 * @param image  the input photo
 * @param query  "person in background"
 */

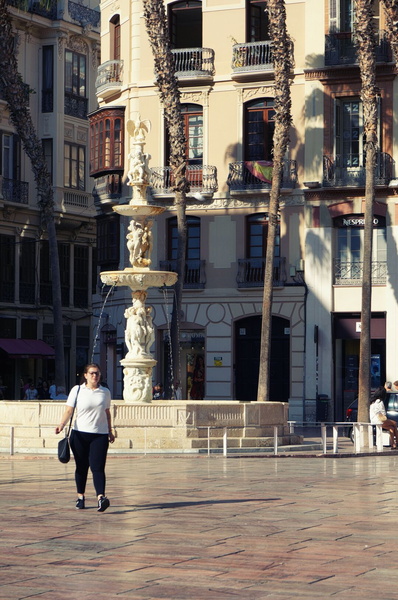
xmin=393 ymin=381 xmax=398 ymax=391
xmin=55 ymin=386 xmax=68 ymax=400
xmin=37 ymin=380 xmax=50 ymax=399
xmin=152 ymin=382 xmax=165 ymax=400
xmin=369 ymin=386 xmax=398 ymax=449
xmin=55 ymin=363 xmax=115 ymax=512
xmin=49 ymin=380 xmax=57 ymax=400
xmin=384 ymin=381 xmax=392 ymax=392
xmin=25 ymin=382 xmax=38 ymax=400
xmin=173 ymin=380 xmax=182 ymax=400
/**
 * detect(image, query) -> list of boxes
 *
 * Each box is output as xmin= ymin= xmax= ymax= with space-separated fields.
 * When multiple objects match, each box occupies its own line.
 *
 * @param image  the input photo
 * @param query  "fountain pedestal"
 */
xmin=100 ymin=115 xmax=177 ymax=403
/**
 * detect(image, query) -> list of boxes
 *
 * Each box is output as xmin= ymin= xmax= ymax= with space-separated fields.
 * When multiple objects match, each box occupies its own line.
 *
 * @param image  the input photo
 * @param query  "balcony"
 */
xmin=159 ymin=259 xmax=206 ymax=289
xmin=0 ymin=177 xmax=29 ymax=204
xmin=236 ymin=257 xmax=286 ymax=288
xmin=334 ymin=259 xmax=387 ymax=286
xmin=68 ymin=0 xmax=100 ymax=28
xmin=231 ymin=40 xmax=294 ymax=81
xmin=227 ymin=160 xmax=297 ymax=192
xmin=150 ymin=165 xmax=218 ymax=198
xmin=171 ymin=48 xmax=215 ymax=82
xmin=64 ymin=92 xmax=88 ymax=119
xmin=7 ymin=0 xmax=58 ymax=19
xmin=95 ymin=60 xmax=124 ymax=99
xmin=323 ymin=153 xmax=394 ymax=188
xmin=325 ymin=31 xmax=392 ymax=66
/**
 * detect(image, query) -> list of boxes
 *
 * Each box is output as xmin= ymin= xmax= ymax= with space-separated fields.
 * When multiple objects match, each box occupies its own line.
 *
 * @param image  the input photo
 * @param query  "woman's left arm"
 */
xmin=105 ymin=408 xmax=115 ymax=443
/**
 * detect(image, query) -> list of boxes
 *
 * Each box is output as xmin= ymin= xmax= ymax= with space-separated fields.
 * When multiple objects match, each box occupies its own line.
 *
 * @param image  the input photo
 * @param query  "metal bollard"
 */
xmin=10 ymin=426 xmax=14 ymax=456
xmin=321 ymin=423 xmax=327 ymax=453
xmin=223 ymin=428 xmax=227 ymax=456
xmin=274 ymin=425 xmax=278 ymax=455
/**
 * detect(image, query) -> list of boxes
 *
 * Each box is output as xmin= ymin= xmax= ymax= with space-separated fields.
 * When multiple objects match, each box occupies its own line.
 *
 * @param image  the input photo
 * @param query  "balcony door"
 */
xmin=169 ymin=0 xmax=202 ymax=48
xmin=166 ymin=104 xmax=203 ymax=186
xmin=335 ymin=98 xmax=363 ymax=171
xmin=245 ymin=99 xmax=275 ymax=162
xmin=246 ymin=0 xmax=270 ymax=42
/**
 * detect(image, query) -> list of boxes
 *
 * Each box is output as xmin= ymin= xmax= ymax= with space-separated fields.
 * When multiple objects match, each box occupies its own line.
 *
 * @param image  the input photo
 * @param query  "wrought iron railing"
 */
xmin=334 ymin=259 xmax=387 ymax=285
xmin=227 ymin=160 xmax=297 ymax=191
xmin=150 ymin=165 xmax=218 ymax=195
xmin=171 ymin=48 xmax=215 ymax=77
xmin=325 ymin=31 xmax=392 ymax=66
xmin=236 ymin=257 xmax=286 ymax=288
xmin=159 ymin=259 xmax=206 ymax=289
xmin=323 ymin=153 xmax=394 ymax=187
xmin=68 ymin=1 xmax=100 ymax=27
xmin=95 ymin=60 xmax=124 ymax=95
xmin=64 ymin=93 xmax=88 ymax=119
xmin=232 ymin=40 xmax=273 ymax=71
xmin=1 ymin=177 xmax=29 ymax=204
xmin=7 ymin=0 xmax=58 ymax=19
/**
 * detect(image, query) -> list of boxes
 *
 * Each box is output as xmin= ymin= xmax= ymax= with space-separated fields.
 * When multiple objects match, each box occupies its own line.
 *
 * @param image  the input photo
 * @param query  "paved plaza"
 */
xmin=1 ymin=452 xmax=398 ymax=599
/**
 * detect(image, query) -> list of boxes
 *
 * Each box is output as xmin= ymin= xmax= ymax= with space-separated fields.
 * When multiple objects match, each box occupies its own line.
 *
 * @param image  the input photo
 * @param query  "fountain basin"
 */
xmin=113 ymin=205 xmax=165 ymax=217
xmin=100 ymin=268 xmax=177 ymax=290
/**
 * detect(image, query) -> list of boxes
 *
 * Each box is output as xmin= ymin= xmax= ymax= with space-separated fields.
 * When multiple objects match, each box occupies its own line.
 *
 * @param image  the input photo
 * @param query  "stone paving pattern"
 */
xmin=1 ymin=452 xmax=398 ymax=599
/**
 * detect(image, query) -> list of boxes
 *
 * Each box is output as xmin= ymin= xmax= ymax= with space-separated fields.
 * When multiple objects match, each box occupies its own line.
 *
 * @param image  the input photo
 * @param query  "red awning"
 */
xmin=0 ymin=339 xmax=55 ymax=358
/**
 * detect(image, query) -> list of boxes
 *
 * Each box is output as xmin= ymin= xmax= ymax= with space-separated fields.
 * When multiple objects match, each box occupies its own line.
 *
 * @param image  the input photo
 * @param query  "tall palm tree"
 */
xmin=142 ymin=0 xmax=189 ymax=391
xmin=257 ymin=0 xmax=293 ymax=402
xmin=353 ymin=0 xmax=378 ymax=423
xmin=381 ymin=0 xmax=398 ymax=61
xmin=0 ymin=0 xmax=66 ymax=390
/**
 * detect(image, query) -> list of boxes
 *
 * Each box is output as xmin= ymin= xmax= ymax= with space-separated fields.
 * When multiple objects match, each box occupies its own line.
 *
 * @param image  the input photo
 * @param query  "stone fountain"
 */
xmin=100 ymin=114 xmax=177 ymax=403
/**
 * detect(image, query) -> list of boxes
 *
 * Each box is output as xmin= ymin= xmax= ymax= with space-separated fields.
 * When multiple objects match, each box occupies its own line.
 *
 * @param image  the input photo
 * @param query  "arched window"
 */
xmin=110 ymin=15 xmax=121 ymax=60
xmin=244 ymin=99 xmax=275 ymax=161
xmin=168 ymin=1 xmax=202 ymax=48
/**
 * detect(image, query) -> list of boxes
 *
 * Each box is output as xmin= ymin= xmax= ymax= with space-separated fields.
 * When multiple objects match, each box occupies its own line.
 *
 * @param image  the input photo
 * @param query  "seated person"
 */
xmin=369 ymin=386 xmax=398 ymax=449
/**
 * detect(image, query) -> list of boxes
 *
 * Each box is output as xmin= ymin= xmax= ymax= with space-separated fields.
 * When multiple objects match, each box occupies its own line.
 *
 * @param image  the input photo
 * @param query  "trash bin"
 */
xmin=316 ymin=394 xmax=329 ymax=422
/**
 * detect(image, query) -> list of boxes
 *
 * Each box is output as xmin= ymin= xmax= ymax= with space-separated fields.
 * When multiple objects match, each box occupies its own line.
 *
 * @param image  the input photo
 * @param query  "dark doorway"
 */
xmin=235 ymin=315 xmax=290 ymax=402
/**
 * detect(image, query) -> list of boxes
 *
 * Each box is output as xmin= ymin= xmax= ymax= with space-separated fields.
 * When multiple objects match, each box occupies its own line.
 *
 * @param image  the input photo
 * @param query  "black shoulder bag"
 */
xmin=58 ymin=385 xmax=80 ymax=463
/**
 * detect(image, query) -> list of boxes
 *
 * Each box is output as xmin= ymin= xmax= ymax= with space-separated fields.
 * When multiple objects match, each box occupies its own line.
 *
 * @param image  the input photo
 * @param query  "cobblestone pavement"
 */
xmin=1 ymin=453 xmax=398 ymax=599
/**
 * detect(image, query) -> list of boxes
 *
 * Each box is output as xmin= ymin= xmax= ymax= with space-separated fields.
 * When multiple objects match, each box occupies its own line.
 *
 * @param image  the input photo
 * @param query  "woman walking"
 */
xmin=55 ymin=364 xmax=115 ymax=511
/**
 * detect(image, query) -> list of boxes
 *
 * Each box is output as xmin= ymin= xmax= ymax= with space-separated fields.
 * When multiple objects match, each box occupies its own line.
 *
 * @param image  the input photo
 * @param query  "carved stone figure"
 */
xmin=127 ymin=114 xmax=151 ymax=143
xmin=126 ymin=219 xmax=152 ymax=267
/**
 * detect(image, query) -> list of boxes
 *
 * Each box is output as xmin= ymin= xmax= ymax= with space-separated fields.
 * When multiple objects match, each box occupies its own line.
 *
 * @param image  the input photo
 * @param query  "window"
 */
xmin=19 ymin=238 xmax=36 ymax=304
xmin=246 ymin=0 xmax=270 ymax=42
xmin=89 ymin=107 xmax=125 ymax=177
xmin=97 ymin=214 xmax=120 ymax=271
xmin=65 ymin=50 xmax=87 ymax=119
xmin=42 ymin=139 xmax=53 ymax=183
xmin=167 ymin=216 xmax=200 ymax=260
xmin=0 ymin=235 xmax=15 ymax=302
xmin=74 ymin=245 xmax=89 ymax=308
xmin=166 ymin=104 xmax=203 ymax=166
xmin=335 ymin=98 xmax=363 ymax=167
xmin=329 ymin=0 xmax=380 ymax=35
xmin=110 ymin=15 xmax=121 ymax=60
xmin=245 ymin=99 xmax=275 ymax=161
xmin=334 ymin=215 xmax=386 ymax=282
xmin=21 ymin=319 xmax=37 ymax=339
xmin=39 ymin=241 xmax=70 ymax=306
xmin=247 ymin=213 xmax=280 ymax=258
xmin=42 ymin=45 xmax=54 ymax=113
xmin=169 ymin=1 xmax=202 ymax=49
xmin=1 ymin=132 xmax=21 ymax=181
xmin=64 ymin=143 xmax=85 ymax=190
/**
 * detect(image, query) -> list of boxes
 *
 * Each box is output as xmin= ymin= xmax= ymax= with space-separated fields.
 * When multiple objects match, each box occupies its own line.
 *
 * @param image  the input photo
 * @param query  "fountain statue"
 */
xmin=100 ymin=114 xmax=177 ymax=403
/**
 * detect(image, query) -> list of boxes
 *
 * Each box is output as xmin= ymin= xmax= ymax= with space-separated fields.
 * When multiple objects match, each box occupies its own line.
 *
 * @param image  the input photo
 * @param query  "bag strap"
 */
xmin=65 ymin=385 xmax=80 ymax=438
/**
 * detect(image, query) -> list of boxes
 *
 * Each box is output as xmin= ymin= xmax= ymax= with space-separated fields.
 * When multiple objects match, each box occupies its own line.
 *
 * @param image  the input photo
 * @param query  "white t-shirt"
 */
xmin=66 ymin=384 xmax=111 ymax=434
xmin=369 ymin=398 xmax=386 ymax=424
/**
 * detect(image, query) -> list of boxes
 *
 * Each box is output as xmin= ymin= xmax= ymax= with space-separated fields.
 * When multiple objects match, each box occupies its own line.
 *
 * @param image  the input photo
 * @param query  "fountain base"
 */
xmin=121 ymin=357 xmax=157 ymax=403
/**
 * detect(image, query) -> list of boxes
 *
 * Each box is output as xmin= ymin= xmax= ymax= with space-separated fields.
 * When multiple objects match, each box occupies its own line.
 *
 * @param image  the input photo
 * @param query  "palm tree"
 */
xmin=0 ymin=0 xmax=66 ymax=390
xmin=353 ymin=0 xmax=378 ymax=423
xmin=257 ymin=0 xmax=293 ymax=402
xmin=381 ymin=0 xmax=398 ymax=61
xmin=142 ymin=0 xmax=190 ymax=393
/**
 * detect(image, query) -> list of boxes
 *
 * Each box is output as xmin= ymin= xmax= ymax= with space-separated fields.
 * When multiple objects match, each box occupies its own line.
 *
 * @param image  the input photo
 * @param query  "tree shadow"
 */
xmin=111 ymin=497 xmax=280 ymax=514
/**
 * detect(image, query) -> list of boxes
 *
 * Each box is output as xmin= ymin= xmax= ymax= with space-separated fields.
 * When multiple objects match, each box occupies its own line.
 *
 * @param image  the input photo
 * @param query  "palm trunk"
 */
xmin=257 ymin=0 xmax=292 ymax=401
xmin=354 ymin=0 xmax=378 ymax=423
xmin=0 ymin=0 xmax=65 ymax=390
xmin=142 ymin=0 xmax=189 ymax=392
xmin=381 ymin=0 xmax=398 ymax=62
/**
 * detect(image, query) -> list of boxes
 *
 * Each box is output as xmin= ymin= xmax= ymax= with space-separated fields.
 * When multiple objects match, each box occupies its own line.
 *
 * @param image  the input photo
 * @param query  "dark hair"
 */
xmin=81 ymin=363 xmax=101 ymax=383
xmin=370 ymin=386 xmax=386 ymax=404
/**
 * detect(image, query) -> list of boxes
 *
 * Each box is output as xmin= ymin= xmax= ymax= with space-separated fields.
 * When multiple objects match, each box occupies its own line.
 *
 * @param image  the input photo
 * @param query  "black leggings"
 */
xmin=69 ymin=430 xmax=109 ymax=497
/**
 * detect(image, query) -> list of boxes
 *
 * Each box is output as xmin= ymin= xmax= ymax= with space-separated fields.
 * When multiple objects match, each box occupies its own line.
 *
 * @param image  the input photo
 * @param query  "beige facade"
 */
xmin=0 ymin=0 xmax=100 ymax=397
xmin=91 ymin=0 xmax=397 ymax=421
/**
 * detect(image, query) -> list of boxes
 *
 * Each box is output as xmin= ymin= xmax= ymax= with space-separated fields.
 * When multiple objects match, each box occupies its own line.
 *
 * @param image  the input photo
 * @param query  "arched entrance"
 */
xmin=234 ymin=315 xmax=290 ymax=402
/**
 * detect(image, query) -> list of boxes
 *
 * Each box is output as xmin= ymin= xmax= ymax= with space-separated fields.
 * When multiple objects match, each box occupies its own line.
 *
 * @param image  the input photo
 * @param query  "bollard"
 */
xmin=207 ymin=426 xmax=211 ymax=456
xmin=223 ymin=428 xmax=227 ymax=456
xmin=273 ymin=425 xmax=278 ymax=455
xmin=321 ymin=423 xmax=327 ymax=453
xmin=10 ymin=426 xmax=14 ymax=456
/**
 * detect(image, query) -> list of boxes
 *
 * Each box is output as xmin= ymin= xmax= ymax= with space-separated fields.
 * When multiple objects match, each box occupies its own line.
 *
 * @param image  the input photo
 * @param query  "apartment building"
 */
xmin=0 ymin=0 xmax=100 ymax=398
xmin=91 ymin=0 xmax=397 ymax=420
